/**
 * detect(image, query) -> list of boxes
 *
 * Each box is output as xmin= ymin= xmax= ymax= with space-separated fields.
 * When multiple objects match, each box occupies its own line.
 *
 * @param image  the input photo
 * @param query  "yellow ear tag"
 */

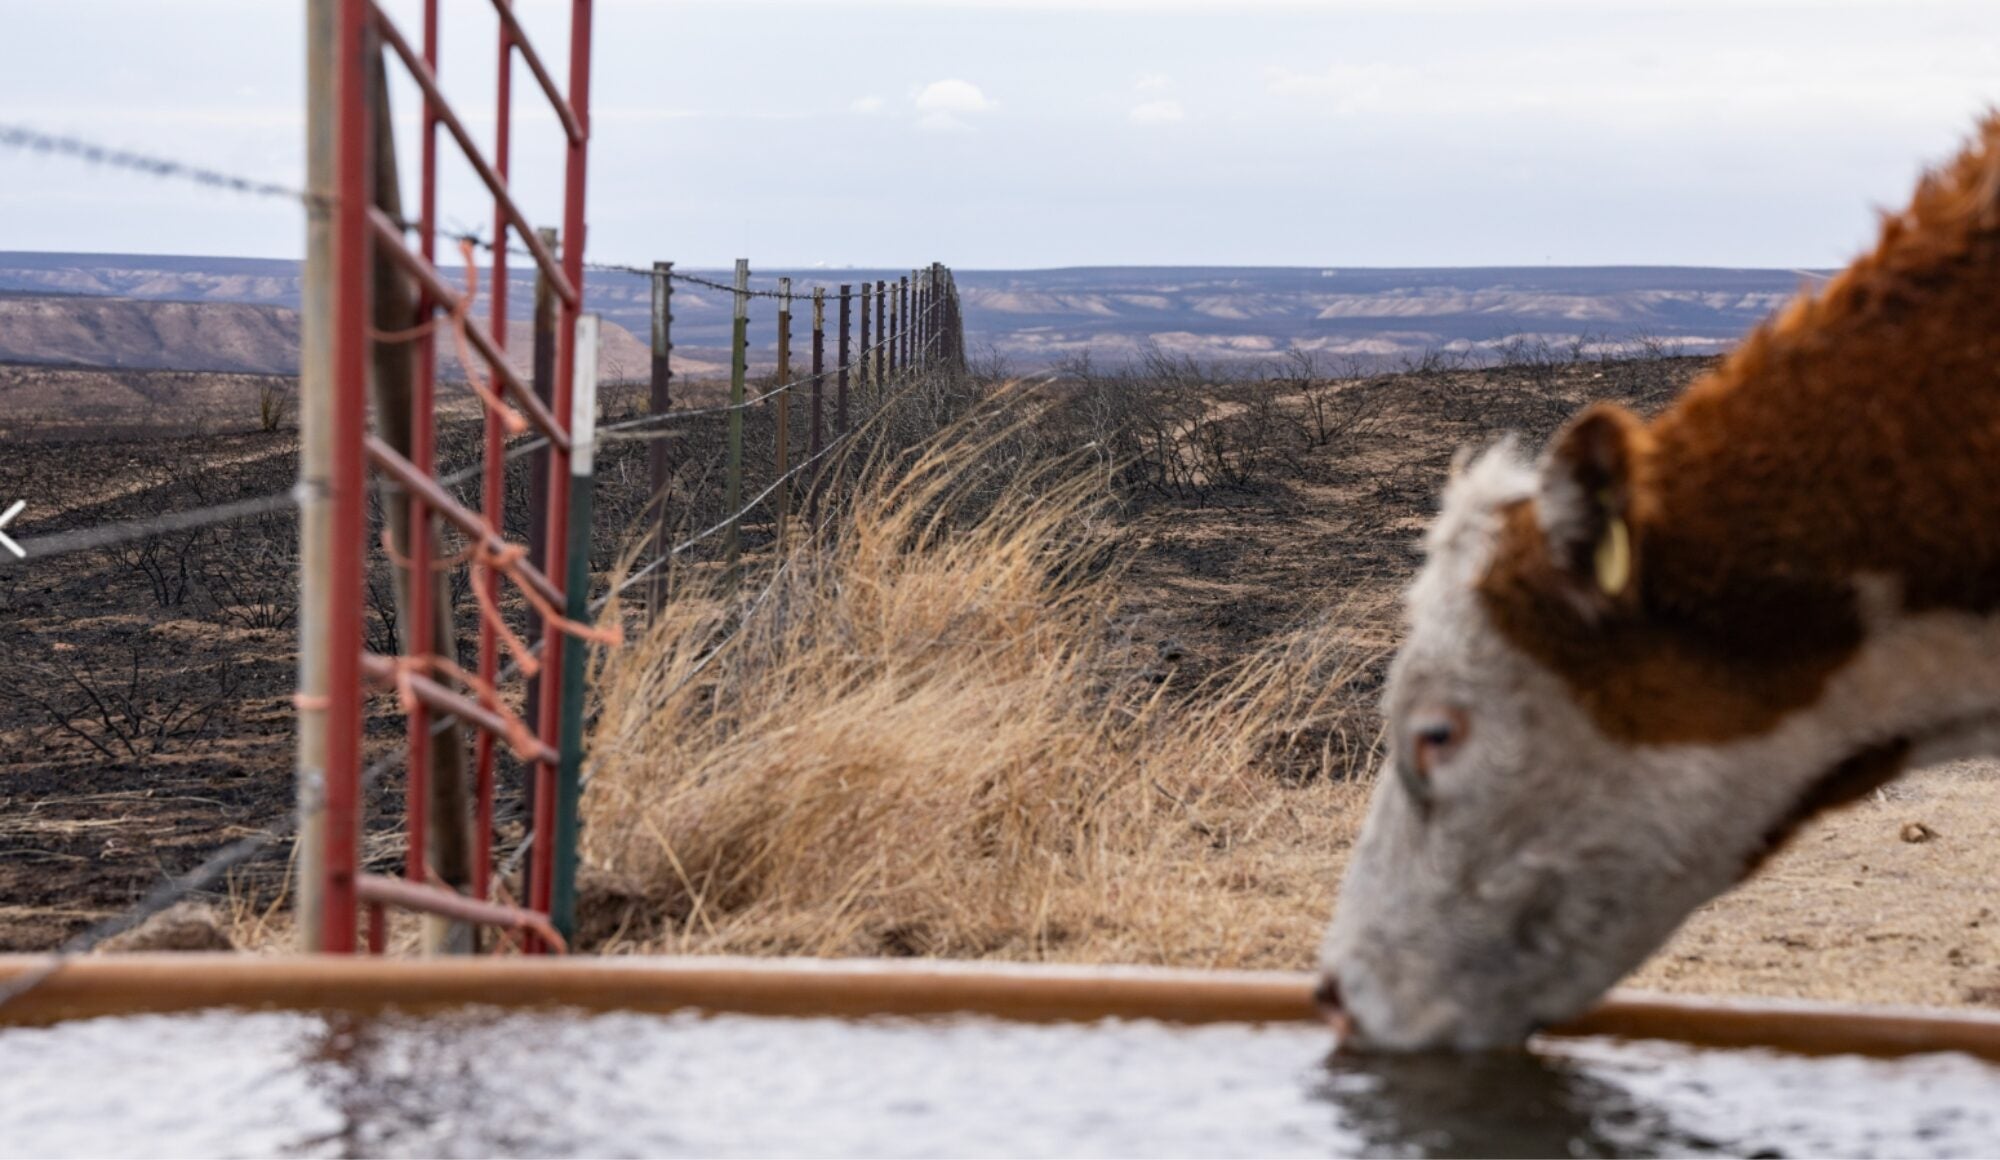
xmin=1594 ymin=515 xmax=1632 ymax=596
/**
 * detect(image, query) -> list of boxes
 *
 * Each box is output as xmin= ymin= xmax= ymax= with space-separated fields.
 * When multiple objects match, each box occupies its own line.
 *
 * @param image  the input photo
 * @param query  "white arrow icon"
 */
xmin=0 ymin=500 xmax=23 ymax=559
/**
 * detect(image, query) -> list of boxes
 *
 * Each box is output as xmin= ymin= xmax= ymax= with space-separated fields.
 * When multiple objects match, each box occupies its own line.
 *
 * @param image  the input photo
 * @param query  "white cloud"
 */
xmin=911 ymin=79 xmax=995 ymax=132
xmin=1134 ymin=72 xmax=1171 ymax=92
xmin=916 ymin=112 xmax=970 ymax=133
xmin=850 ymin=95 xmax=887 ymax=115
xmin=913 ymin=78 xmax=996 ymax=114
xmin=1129 ymin=98 xmax=1185 ymax=124
xmin=1263 ymin=62 xmax=1408 ymax=116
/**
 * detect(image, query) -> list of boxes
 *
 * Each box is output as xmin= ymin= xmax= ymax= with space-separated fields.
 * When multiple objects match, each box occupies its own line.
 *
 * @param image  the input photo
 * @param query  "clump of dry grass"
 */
xmin=579 ymin=425 xmax=1386 ymax=968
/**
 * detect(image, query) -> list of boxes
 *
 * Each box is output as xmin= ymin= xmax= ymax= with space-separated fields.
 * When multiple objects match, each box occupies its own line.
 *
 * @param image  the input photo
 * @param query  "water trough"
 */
xmin=5 ymin=955 xmax=2000 ymax=1156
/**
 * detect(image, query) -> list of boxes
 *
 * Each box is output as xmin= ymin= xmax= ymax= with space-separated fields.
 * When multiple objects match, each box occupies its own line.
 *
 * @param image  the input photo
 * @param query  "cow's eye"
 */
xmin=1410 ymin=707 xmax=1468 ymax=775
xmin=1395 ymin=707 xmax=1466 ymax=816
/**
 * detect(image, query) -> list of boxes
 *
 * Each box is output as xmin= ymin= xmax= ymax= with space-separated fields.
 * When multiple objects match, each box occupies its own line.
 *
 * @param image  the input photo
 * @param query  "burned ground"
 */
xmin=4 ymin=353 xmax=1995 ymax=1010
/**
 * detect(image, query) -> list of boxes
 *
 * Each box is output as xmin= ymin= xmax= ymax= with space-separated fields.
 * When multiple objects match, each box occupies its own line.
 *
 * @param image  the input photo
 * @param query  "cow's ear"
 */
xmin=1537 ymin=404 xmax=1650 ymax=604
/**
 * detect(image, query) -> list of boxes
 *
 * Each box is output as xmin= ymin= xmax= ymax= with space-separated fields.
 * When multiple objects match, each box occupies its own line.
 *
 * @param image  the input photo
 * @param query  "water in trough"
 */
xmin=3 ymin=1007 xmax=1997 ymax=1157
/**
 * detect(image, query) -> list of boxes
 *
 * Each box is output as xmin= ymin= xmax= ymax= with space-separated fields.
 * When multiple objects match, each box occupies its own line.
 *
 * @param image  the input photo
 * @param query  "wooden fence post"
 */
xmin=837 ymin=283 xmax=851 ymax=436
xmin=775 ymin=277 xmax=792 ymax=549
xmin=646 ymin=259 xmax=672 ymax=618
xmin=887 ymin=281 xmax=899 ymax=381
xmin=724 ymin=258 xmax=748 ymax=576
xmin=900 ymin=274 xmax=911 ymax=374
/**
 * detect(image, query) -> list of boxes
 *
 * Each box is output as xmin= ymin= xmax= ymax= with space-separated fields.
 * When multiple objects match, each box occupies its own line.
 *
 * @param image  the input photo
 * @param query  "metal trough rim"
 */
xmin=3 ymin=954 xmax=1998 ymax=1062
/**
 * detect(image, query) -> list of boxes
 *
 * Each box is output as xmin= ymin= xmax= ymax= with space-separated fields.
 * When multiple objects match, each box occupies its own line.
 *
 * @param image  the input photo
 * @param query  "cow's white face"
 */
xmin=1317 ymin=411 xmax=1913 ymax=1052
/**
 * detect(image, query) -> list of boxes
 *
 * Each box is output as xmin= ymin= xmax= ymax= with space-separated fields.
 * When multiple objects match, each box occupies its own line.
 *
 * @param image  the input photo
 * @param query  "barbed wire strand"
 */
xmin=0 ymin=124 xmax=956 ymax=310
xmin=0 ymin=362 xmax=931 ymax=1013
xmin=0 ymin=122 xmax=964 ymax=1007
xmin=496 ymin=476 xmax=851 ymax=881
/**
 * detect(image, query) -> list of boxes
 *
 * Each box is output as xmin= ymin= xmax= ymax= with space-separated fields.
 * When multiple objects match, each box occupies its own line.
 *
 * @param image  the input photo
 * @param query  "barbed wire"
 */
xmin=589 ymin=260 xmax=925 ymax=307
xmin=0 ymin=124 xmax=957 ymax=305
xmin=0 ymin=120 xmax=965 ymax=1008
xmin=0 ymin=731 xmax=412 ymax=1012
xmin=0 ymin=123 xmax=320 ymax=207
xmin=0 ymin=487 xmax=304 ymax=569
xmin=613 ymin=412 xmax=866 ymax=597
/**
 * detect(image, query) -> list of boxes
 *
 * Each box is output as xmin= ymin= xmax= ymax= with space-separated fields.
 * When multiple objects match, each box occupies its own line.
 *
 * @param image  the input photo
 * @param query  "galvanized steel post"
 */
xmin=296 ymin=0 xmax=339 ymax=951
xmin=548 ymin=312 xmax=599 ymax=942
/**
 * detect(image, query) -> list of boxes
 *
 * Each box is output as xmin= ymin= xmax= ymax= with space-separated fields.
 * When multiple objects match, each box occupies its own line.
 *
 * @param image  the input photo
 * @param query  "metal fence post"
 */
xmin=296 ymin=0 xmax=338 ymax=952
xmin=857 ymin=276 xmax=871 ymax=407
xmin=887 ymin=281 xmax=899 ymax=381
xmin=724 ymin=258 xmax=748 ymax=575
xmin=646 ymin=259 xmax=672 ymax=618
xmin=875 ymin=280 xmax=887 ymax=390
xmin=809 ymin=287 xmax=825 ymax=526
xmin=775 ymin=277 xmax=792 ymax=549
xmin=837 ymin=283 xmax=851 ymax=435
xmin=525 ymin=225 xmax=559 ymax=726
xmin=899 ymin=274 xmax=911 ymax=374
xmin=548 ymin=312 xmax=599 ymax=943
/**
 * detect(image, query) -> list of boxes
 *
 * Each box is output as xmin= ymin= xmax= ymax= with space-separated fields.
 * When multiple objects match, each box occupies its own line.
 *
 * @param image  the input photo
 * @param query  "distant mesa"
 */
xmin=0 ymin=252 xmax=1824 ymax=374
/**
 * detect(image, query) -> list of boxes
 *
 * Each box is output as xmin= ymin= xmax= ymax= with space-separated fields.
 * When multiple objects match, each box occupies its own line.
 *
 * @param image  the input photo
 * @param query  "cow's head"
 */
xmin=1317 ymin=403 xmax=1891 ymax=1051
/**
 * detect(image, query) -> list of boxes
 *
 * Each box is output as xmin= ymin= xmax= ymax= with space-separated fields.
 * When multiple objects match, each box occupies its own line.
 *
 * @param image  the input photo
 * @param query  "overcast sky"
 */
xmin=3 ymin=0 xmax=1997 ymax=269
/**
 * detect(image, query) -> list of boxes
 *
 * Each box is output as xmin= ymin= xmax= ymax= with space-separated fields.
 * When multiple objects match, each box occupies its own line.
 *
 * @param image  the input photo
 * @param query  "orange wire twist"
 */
xmin=368 ymin=238 xmax=529 ymax=435
xmin=446 ymin=237 xmax=529 ymax=436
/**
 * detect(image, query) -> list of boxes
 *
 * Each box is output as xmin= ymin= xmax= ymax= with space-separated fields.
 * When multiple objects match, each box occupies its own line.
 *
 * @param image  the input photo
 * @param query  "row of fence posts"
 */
xmin=638 ymin=260 xmax=965 ymax=608
xmin=388 ymin=247 xmax=963 ymax=933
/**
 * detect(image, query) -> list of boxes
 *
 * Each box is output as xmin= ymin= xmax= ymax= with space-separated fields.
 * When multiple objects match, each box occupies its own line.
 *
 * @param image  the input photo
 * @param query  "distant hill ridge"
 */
xmin=0 ymin=252 xmax=1822 ymax=371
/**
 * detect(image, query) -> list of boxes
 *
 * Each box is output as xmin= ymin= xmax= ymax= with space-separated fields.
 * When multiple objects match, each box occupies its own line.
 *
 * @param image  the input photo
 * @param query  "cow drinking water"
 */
xmin=1320 ymin=116 xmax=2000 ymax=1051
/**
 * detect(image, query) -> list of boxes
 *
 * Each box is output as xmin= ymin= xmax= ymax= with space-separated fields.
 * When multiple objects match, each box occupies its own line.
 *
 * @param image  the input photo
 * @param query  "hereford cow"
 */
xmin=1318 ymin=116 xmax=2000 ymax=1051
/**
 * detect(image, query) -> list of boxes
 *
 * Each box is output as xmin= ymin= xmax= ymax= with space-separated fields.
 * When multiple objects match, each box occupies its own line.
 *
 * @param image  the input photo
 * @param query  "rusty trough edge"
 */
xmin=2 ymin=955 xmax=1997 ymax=1062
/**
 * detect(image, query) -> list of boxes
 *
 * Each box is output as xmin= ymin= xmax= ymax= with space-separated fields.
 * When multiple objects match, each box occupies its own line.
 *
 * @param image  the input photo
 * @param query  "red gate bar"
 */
xmin=305 ymin=0 xmax=594 ymax=956
xmin=527 ymin=0 xmax=595 ymax=945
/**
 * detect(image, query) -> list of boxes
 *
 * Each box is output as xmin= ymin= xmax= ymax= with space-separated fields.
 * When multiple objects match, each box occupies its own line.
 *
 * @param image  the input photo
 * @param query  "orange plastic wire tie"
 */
xmin=504 ymin=547 xmax=625 ymax=649
xmin=424 ymin=652 xmax=546 ymax=763
xmin=378 ymin=527 xmax=475 ymax=573
xmin=447 ymin=237 xmax=529 ymax=436
xmin=291 ymin=693 xmax=332 ymax=711
xmin=470 ymin=542 xmax=542 ymax=679
xmin=381 ymin=652 xmax=542 ymax=763
xmin=368 ymin=316 xmax=442 ymax=345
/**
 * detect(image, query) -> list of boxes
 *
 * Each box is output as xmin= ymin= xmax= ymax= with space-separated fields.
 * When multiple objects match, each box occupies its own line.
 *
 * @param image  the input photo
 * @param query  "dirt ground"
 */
xmin=1097 ymin=356 xmax=2000 ymax=1009
xmin=3 ymin=356 xmax=1997 ymax=1010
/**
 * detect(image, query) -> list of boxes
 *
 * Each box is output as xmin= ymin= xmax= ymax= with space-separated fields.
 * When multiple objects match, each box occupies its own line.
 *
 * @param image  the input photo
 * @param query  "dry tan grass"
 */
xmin=577 ymin=429 xmax=1384 ymax=967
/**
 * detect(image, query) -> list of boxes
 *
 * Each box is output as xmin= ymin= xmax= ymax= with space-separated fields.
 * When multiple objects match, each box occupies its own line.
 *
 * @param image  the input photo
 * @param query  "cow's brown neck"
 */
xmin=1481 ymin=117 xmax=2000 ymax=747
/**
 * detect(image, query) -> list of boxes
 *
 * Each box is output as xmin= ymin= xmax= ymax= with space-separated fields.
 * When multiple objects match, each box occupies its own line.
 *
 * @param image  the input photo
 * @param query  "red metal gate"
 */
xmin=299 ymin=0 xmax=596 ymax=954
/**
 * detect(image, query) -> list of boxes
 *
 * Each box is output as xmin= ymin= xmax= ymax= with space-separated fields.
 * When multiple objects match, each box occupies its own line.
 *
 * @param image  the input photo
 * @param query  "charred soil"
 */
xmin=4 ymin=356 xmax=1996 ymax=1010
